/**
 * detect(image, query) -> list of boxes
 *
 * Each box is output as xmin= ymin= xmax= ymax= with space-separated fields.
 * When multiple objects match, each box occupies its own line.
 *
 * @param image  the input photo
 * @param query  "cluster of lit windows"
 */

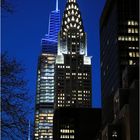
xmin=129 ymin=52 xmax=139 ymax=57
xmin=34 ymin=110 xmax=54 ymax=140
xmin=112 ymin=130 xmax=118 ymax=138
xmin=66 ymin=73 xmax=70 ymax=76
xmin=36 ymin=55 xmax=56 ymax=103
xmin=65 ymin=73 xmax=88 ymax=77
xmin=62 ymin=1 xmax=84 ymax=38
xmin=60 ymin=128 xmax=75 ymax=139
xmin=128 ymin=20 xmax=138 ymax=26
xmin=72 ymin=73 xmax=76 ymax=76
xmin=58 ymin=65 xmax=65 ymax=68
xmin=72 ymin=52 xmax=76 ymax=54
xmin=60 ymin=129 xmax=75 ymax=133
xmin=60 ymin=129 xmax=75 ymax=139
xmin=68 ymin=0 xmax=76 ymax=3
xmin=128 ymin=47 xmax=139 ymax=50
xmin=58 ymin=104 xmax=65 ymax=107
xmin=58 ymin=100 xmax=65 ymax=104
xmin=66 ymin=66 xmax=70 ymax=68
xmin=118 ymin=36 xmax=138 ymax=41
xmin=129 ymin=60 xmax=137 ymax=65
xmin=60 ymin=135 xmax=74 ymax=139
xmin=67 ymin=3 xmax=78 ymax=11
xmin=128 ymin=28 xmax=138 ymax=33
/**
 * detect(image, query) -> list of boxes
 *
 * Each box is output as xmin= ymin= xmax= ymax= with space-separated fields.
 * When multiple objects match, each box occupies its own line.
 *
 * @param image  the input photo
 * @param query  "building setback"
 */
xmin=100 ymin=0 xmax=139 ymax=126
xmin=34 ymin=2 xmax=60 ymax=139
xmin=54 ymin=0 xmax=92 ymax=109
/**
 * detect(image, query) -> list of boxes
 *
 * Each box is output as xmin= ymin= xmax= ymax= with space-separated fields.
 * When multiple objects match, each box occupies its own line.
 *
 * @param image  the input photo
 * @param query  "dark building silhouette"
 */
xmin=101 ymin=66 xmax=139 ymax=140
xmin=100 ymin=0 xmax=139 ymax=126
xmin=54 ymin=0 xmax=92 ymax=108
xmin=53 ymin=108 xmax=101 ymax=140
xmin=34 ymin=1 xmax=60 ymax=139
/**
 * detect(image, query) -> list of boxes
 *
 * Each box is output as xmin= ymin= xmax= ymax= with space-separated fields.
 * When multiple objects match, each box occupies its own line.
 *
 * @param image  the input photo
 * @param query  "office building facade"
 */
xmin=100 ymin=0 xmax=139 ymax=126
xmin=34 ymin=2 xmax=60 ymax=139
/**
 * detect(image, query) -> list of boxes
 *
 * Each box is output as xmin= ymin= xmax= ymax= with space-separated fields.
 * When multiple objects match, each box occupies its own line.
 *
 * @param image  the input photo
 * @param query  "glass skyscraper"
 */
xmin=34 ymin=1 xmax=60 ymax=139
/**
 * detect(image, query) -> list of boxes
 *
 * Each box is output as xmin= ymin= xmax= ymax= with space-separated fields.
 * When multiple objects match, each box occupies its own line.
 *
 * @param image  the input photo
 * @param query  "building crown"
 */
xmin=61 ymin=0 xmax=84 ymax=39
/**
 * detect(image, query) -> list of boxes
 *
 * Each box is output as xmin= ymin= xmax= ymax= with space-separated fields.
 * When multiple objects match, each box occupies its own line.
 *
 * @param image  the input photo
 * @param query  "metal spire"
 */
xmin=28 ymin=120 xmax=31 ymax=140
xmin=56 ymin=0 xmax=58 ymax=11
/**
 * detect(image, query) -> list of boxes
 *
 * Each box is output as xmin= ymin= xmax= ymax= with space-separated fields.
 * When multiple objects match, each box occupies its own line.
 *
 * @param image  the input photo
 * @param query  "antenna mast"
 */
xmin=28 ymin=120 xmax=31 ymax=140
xmin=56 ymin=0 xmax=58 ymax=11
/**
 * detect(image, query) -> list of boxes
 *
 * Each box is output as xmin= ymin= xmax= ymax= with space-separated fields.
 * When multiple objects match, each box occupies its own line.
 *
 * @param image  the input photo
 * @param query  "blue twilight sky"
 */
xmin=2 ymin=0 xmax=105 ymax=110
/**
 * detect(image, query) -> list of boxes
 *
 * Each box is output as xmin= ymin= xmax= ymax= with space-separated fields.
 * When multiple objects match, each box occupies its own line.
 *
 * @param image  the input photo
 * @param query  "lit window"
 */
xmin=128 ymin=28 xmax=131 ymax=33
xmin=129 ymin=52 xmax=133 ymax=57
xmin=128 ymin=21 xmax=131 ymax=25
xmin=129 ymin=60 xmax=133 ymax=65
xmin=132 ymin=37 xmax=135 ymax=41
xmin=77 ymin=25 xmax=80 ymax=29
xmin=76 ymin=18 xmax=79 ymax=23
xmin=131 ymin=28 xmax=134 ymax=33
xmin=131 ymin=21 xmax=135 ymax=25
xmin=72 ymin=10 xmax=74 ymax=15
xmin=135 ymin=29 xmax=138 ymax=33
xmin=112 ymin=131 xmax=118 ymax=138
xmin=121 ymin=36 xmax=124 ymax=41
xmin=118 ymin=36 xmax=121 ymax=40
xmin=136 ymin=52 xmax=139 ymax=57
xmin=64 ymin=28 xmax=67 ymax=31
xmin=67 ymin=25 xmax=69 ymax=29
xmin=65 ymin=21 xmax=67 ymax=25
xmin=135 ymin=21 xmax=138 ymax=25
xmin=135 ymin=37 xmax=138 ymax=41
xmin=72 ymin=16 xmax=75 ymax=21
xmin=68 ymin=11 xmax=70 ymax=15
xmin=72 ymin=4 xmax=74 ymax=9
xmin=67 ymin=17 xmax=70 ymax=22
xmin=132 ymin=52 xmax=136 ymax=57
xmin=128 ymin=37 xmax=131 ymax=41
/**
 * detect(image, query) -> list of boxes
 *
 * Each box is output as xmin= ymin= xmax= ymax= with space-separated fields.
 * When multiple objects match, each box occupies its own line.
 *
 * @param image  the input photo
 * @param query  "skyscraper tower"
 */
xmin=54 ymin=0 xmax=92 ymax=108
xmin=100 ymin=0 xmax=139 ymax=126
xmin=34 ymin=1 xmax=60 ymax=139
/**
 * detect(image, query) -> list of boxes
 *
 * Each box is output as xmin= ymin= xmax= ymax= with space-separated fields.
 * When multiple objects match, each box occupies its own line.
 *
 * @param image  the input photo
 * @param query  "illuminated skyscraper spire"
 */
xmin=56 ymin=0 xmax=58 ymax=11
xmin=42 ymin=1 xmax=60 ymax=53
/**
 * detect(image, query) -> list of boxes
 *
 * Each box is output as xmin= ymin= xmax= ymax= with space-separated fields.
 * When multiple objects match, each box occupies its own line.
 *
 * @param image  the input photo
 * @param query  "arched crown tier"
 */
xmin=61 ymin=0 xmax=85 ymax=39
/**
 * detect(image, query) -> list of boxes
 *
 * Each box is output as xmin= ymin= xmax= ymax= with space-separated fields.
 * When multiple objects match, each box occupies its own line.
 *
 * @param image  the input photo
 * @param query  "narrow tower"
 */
xmin=34 ymin=2 xmax=60 ymax=139
xmin=55 ymin=0 xmax=92 ymax=108
xmin=53 ymin=1 xmax=92 ymax=139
